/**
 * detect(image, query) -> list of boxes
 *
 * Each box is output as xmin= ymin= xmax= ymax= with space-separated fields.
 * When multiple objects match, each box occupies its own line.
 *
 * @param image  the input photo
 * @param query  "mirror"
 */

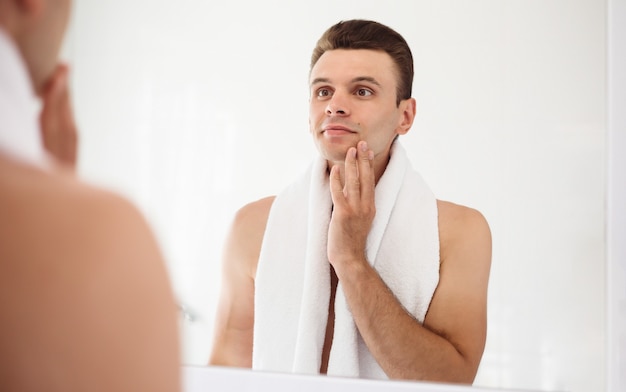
xmin=64 ymin=1 xmax=606 ymax=391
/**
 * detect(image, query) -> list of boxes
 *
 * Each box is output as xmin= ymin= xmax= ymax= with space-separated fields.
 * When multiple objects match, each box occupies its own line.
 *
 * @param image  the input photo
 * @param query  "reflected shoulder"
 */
xmin=230 ymin=195 xmax=276 ymax=236
xmin=436 ymin=199 xmax=492 ymax=265
xmin=224 ymin=196 xmax=276 ymax=277
xmin=436 ymin=199 xmax=491 ymax=233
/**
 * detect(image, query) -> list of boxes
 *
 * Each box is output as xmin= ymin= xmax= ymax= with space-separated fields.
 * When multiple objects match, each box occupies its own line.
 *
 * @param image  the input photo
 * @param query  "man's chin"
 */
xmin=318 ymin=146 xmax=354 ymax=164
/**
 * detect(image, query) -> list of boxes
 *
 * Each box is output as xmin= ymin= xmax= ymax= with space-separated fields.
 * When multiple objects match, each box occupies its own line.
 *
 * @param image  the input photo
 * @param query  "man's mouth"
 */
xmin=322 ymin=124 xmax=356 ymax=136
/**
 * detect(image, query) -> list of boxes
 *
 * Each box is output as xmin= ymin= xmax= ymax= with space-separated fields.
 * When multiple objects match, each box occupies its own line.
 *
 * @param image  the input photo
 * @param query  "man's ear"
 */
xmin=396 ymin=97 xmax=416 ymax=136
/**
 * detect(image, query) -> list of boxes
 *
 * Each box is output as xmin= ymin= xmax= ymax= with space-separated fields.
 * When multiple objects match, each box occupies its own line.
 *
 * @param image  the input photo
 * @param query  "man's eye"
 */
xmin=356 ymin=88 xmax=373 ymax=97
xmin=317 ymin=88 xmax=331 ymax=97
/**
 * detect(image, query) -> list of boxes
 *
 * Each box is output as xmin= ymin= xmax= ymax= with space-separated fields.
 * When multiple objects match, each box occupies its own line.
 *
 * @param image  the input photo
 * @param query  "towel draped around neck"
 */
xmin=252 ymin=142 xmax=440 ymax=379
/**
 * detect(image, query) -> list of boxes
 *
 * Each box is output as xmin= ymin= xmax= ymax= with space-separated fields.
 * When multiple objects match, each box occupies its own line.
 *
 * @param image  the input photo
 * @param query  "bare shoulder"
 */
xmin=0 ymin=157 xmax=160 ymax=263
xmin=231 ymin=195 xmax=276 ymax=234
xmin=436 ymin=200 xmax=491 ymax=234
xmin=436 ymin=199 xmax=492 ymax=267
xmin=0 ymin=154 xmax=175 ymax=310
xmin=224 ymin=196 xmax=276 ymax=278
xmin=0 ymin=157 xmax=180 ymax=391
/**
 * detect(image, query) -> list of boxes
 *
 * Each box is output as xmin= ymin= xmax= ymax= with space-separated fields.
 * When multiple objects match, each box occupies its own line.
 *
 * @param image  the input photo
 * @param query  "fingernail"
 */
xmin=360 ymin=141 xmax=368 ymax=151
xmin=368 ymin=151 xmax=374 ymax=160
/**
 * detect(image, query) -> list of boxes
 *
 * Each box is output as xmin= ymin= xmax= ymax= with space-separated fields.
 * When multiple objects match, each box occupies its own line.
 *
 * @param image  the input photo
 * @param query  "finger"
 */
xmin=39 ymin=64 xmax=78 ymax=168
xmin=53 ymin=64 xmax=70 ymax=107
xmin=40 ymin=74 xmax=58 ymax=130
xmin=357 ymin=141 xmax=375 ymax=203
xmin=56 ymin=66 xmax=78 ymax=132
xmin=344 ymin=146 xmax=360 ymax=199
xmin=329 ymin=164 xmax=347 ymax=208
xmin=40 ymin=66 xmax=67 ymax=138
xmin=41 ymin=65 xmax=67 ymax=116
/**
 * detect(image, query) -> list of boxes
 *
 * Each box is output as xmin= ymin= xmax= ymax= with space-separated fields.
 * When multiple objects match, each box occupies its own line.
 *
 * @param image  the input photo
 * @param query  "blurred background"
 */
xmin=61 ymin=1 xmax=609 ymax=391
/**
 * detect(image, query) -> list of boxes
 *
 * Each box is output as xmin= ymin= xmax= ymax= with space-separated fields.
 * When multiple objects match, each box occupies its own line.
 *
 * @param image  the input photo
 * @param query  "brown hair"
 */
xmin=310 ymin=19 xmax=414 ymax=106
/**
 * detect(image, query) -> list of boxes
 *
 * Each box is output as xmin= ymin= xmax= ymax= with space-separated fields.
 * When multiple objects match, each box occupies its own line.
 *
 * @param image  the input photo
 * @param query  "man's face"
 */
xmin=308 ymin=49 xmax=413 ymax=166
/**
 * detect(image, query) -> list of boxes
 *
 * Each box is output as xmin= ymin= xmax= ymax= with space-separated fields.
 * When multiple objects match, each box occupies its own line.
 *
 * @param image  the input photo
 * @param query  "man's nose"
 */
xmin=325 ymin=92 xmax=350 ymax=116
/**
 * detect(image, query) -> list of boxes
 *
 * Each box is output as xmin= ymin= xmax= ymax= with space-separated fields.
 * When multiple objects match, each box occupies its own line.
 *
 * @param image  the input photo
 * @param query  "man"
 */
xmin=210 ymin=19 xmax=491 ymax=384
xmin=0 ymin=1 xmax=180 ymax=391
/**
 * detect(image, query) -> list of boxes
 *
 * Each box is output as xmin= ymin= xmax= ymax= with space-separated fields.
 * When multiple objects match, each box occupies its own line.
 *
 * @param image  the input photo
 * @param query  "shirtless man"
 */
xmin=0 ymin=1 xmax=180 ymax=391
xmin=210 ymin=19 xmax=491 ymax=384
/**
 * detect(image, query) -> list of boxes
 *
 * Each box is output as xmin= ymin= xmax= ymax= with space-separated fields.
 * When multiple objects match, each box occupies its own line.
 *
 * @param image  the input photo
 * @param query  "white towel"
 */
xmin=252 ymin=141 xmax=440 ymax=379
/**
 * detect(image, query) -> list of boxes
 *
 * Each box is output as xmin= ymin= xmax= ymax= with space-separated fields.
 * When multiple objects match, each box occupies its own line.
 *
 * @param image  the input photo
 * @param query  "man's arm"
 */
xmin=328 ymin=141 xmax=491 ymax=383
xmin=209 ymin=196 xmax=274 ymax=367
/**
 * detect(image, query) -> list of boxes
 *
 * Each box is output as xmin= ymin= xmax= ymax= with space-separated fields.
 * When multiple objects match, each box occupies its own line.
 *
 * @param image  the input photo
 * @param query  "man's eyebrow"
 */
xmin=352 ymin=76 xmax=381 ymax=86
xmin=310 ymin=76 xmax=382 ymax=87
xmin=310 ymin=77 xmax=330 ymax=86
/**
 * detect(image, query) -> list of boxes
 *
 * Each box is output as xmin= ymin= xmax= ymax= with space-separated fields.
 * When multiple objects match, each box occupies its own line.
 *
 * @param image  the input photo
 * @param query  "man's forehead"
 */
xmin=310 ymin=49 xmax=396 ymax=84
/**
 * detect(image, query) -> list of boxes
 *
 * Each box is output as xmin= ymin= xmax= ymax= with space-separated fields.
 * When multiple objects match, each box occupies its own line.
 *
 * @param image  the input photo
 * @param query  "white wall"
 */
xmin=608 ymin=0 xmax=626 ymax=391
xmin=63 ymin=1 xmax=607 ymax=391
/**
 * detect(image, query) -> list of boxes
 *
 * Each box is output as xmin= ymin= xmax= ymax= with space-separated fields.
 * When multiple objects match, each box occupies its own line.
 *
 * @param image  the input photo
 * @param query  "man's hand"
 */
xmin=40 ymin=64 xmax=78 ymax=170
xmin=327 ymin=140 xmax=376 ymax=268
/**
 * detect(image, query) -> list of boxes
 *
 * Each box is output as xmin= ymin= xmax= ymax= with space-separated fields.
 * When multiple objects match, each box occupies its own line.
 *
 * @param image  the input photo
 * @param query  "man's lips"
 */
xmin=322 ymin=124 xmax=356 ymax=136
